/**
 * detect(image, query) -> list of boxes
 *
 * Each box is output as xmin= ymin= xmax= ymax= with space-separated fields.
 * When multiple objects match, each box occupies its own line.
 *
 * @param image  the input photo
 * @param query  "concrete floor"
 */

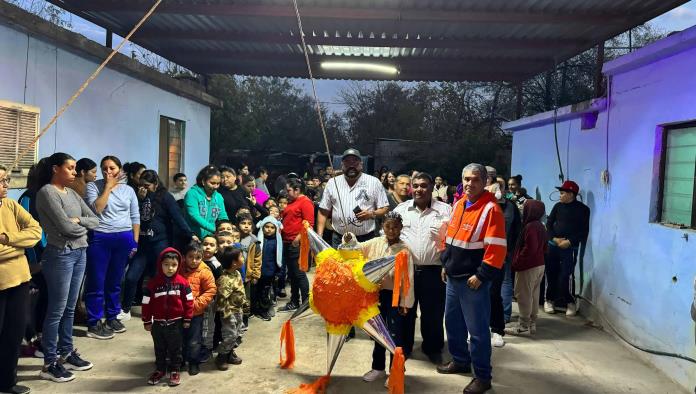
xmin=18 ymin=302 xmax=687 ymax=394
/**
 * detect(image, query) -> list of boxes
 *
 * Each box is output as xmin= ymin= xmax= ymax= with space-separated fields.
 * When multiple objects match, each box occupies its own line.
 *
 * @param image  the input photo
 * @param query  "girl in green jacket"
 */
xmin=185 ymin=166 xmax=228 ymax=238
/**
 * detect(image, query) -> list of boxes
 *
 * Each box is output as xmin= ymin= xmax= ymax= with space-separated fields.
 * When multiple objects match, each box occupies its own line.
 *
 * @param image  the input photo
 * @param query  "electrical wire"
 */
xmin=290 ymin=0 xmax=349 ymax=230
xmin=551 ymin=58 xmax=565 ymax=183
xmin=290 ymin=0 xmax=333 ymax=171
xmin=577 ymin=295 xmax=696 ymax=364
xmin=7 ymin=0 xmax=163 ymax=170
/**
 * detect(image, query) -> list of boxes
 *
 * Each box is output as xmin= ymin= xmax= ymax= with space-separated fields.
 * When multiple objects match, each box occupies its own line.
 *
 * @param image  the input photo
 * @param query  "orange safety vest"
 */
xmin=445 ymin=190 xmax=507 ymax=275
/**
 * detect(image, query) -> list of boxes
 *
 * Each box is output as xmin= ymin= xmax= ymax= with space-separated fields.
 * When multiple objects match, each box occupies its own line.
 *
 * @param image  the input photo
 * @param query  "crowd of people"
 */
xmin=0 ymin=148 xmax=591 ymax=394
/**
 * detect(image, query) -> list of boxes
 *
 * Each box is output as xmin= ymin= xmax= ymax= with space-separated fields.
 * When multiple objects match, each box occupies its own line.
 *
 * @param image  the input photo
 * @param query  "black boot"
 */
xmin=215 ymin=353 xmax=229 ymax=371
xmin=228 ymin=349 xmax=242 ymax=365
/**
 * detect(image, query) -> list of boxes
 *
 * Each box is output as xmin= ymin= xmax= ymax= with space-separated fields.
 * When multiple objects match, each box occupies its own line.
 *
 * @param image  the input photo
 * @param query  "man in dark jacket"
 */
xmin=544 ymin=180 xmax=590 ymax=317
xmin=489 ymin=194 xmax=521 ymax=347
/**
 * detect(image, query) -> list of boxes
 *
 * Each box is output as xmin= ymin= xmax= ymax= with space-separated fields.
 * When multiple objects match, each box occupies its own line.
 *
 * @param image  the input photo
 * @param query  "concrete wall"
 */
xmin=508 ymin=35 xmax=696 ymax=390
xmin=0 ymin=22 xmax=210 ymax=197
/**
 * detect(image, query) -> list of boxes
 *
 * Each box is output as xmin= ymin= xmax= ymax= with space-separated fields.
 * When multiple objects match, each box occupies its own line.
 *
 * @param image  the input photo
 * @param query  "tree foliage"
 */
xmin=208 ymin=75 xmax=348 ymax=164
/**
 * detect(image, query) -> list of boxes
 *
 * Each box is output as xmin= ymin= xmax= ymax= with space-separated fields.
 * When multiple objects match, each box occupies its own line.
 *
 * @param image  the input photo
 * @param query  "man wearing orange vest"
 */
xmin=437 ymin=163 xmax=507 ymax=394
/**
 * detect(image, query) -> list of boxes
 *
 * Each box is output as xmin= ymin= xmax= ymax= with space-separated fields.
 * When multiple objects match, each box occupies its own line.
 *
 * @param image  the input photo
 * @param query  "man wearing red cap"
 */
xmin=544 ymin=180 xmax=590 ymax=316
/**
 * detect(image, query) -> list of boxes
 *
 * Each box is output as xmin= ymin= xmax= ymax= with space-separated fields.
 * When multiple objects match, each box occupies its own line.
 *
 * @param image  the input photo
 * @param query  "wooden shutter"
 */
xmin=0 ymin=100 xmax=39 ymax=172
xmin=158 ymin=116 xmax=185 ymax=188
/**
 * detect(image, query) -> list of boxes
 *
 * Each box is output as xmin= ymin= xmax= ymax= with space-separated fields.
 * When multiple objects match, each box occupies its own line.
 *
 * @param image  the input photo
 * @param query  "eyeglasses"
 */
xmin=0 ymin=178 xmax=11 ymax=185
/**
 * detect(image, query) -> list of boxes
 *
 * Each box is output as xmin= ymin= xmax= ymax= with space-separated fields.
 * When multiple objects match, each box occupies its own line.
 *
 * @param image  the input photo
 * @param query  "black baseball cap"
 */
xmin=342 ymin=148 xmax=361 ymax=160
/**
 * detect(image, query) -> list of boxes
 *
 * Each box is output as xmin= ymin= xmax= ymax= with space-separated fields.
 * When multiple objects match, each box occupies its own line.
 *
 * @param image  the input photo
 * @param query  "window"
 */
xmin=0 ymin=100 xmax=39 ymax=188
xmin=158 ymin=116 xmax=185 ymax=188
xmin=660 ymin=125 xmax=696 ymax=228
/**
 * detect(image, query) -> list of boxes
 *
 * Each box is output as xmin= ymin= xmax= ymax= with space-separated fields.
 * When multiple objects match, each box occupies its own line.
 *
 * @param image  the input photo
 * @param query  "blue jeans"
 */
xmin=85 ymin=231 xmax=136 ymax=326
xmin=445 ymin=277 xmax=492 ymax=381
xmin=184 ymin=314 xmax=204 ymax=363
xmin=41 ymin=245 xmax=87 ymax=364
xmin=501 ymin=258 xmax=513 ymax=322
xmin=121 ymin=239 xmax=167 ymax=313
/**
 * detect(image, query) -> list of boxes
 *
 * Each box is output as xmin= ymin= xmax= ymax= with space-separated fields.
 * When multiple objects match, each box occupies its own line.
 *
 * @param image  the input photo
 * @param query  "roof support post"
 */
xmin=515 ymin=83 xmax=523 ymax=119
xmin=105 ymin=29 xmax=112 ymax=48
xmin=594 ymin=42 xmax=605 ymax=97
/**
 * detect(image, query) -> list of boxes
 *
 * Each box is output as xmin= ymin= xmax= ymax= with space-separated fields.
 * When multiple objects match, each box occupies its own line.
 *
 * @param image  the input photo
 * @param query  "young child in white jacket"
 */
xmin=342 ymin=212 xmax=414 ymax=385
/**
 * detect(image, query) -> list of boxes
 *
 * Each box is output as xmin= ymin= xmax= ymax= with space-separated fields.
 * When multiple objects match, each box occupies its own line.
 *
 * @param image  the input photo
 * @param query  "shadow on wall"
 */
xmin=579 ymin=191 xmax=596 ymax=301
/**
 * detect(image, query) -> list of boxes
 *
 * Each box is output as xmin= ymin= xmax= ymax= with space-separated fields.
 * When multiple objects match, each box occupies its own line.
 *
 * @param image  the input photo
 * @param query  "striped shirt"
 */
xmin=319 ymin=173 xmax=389 ymax=236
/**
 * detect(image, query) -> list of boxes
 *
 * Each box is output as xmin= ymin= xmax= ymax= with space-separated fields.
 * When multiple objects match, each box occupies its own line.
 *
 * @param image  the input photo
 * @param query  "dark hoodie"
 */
xmin=141 ymin=247 xmax=194 ymax=326
xmin=511 ymin=200 xmax=547 ymax=272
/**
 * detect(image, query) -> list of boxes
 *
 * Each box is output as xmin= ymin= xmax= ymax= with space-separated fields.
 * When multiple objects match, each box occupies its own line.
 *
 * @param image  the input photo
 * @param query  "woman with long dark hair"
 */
xmin=122 ymin=162 xmax=146 ymax=191
xmin=382 ymin=171 xmax=396 ymax=193
xmin=84 ymin=155 xmax=140 ymax=340
xmin=184 ymin=165 xmax=228 ymax=238
xmin=119 ymin=170 xmax=197 ymax=320
xmin=67 ymin=158 xmax=97 ymax=198
xmin=18 ymin=161 xmax=49 ymax=355
xmin=35 ymin=153 xmax=99 ymax=382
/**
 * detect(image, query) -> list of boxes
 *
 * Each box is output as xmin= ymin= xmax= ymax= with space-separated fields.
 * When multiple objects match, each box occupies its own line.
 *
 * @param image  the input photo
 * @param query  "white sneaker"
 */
xmin=543 ymin=301 xmax=555 ymax=314
xmin=566 ymin=303 xmax=577 ymax=316
xmin=530 ymin=323 xmax=537 ymax=334
xmin=362 ymin=369 xmax=386 ymax=382
xmin=491 ymin=333 xmax=505 ymax=348
xmin=467 ymin=332 xmax=471 ymax=343
xmin=117 ymin=310 xmax=131 ymax=321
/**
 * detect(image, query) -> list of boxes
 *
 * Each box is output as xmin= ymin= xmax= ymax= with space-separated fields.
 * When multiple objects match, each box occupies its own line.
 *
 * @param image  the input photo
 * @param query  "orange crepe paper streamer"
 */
xmin=299 ymin=225 xmax=310 ymax=272
xmin=391 ymin=251 xmax=410 ymax=307
xmin=388 ymin=347 xmax=406 ymax=394
xmin=286 ymin=375 xmax=331 ymax=394
xmin=312 ymin=257 xmax=379 ymax=327
xmin=279 ymin=320 xmax=296 ymax=369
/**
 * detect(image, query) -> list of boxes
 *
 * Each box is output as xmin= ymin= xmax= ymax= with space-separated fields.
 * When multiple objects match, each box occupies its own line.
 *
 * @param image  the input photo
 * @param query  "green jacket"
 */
xmin=184 ymin=185 xmax=228 ymax=238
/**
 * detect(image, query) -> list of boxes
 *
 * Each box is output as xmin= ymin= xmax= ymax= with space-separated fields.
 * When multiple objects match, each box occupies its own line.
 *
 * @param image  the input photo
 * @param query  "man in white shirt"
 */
xmin=169 ymin=172 xmax=188 ymax=202
xmin=393 ymin=172 xmax=452 ymax=364
xmin=317 ymin=148 xmax=389 ymax=247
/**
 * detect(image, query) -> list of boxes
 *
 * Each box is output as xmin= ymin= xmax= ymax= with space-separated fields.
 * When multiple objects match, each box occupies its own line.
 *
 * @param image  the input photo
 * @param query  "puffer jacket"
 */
xmin=180 ymin=261 xmax=217 ymax=316
xmin=142 ymin=248 xmax=193 ymax=325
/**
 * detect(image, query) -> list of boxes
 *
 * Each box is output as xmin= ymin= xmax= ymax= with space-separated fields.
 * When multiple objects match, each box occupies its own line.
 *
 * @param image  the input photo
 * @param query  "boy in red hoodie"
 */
xmin=141 ymin=248 xmax=194 ymax=386
xmin=506 ymin=200 xmax=547 ymax=335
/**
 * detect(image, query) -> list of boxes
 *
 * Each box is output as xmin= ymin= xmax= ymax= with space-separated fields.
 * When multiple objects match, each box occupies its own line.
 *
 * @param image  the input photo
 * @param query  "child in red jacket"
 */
xmin=141 ymin=248 xmax=194 ymax=386
xmin=506 ymin=200 xmax=547 ymax=335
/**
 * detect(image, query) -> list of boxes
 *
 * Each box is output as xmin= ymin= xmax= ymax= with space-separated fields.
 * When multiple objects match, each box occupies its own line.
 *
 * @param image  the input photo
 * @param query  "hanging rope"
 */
xmin=290 ymin=0 xmax=351 ymax=231
xmin=7 ymin=0 xmax=163 ymax=170
xmin=290 ymin=0 xmax=334 ymax=170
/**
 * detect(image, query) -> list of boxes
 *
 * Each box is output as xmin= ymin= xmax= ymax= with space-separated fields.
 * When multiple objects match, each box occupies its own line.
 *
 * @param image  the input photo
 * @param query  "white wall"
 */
xmin=510 ymin=43 xmax=696 ymax=390
xmin=0 ymin=22 xmax=210 ymax=198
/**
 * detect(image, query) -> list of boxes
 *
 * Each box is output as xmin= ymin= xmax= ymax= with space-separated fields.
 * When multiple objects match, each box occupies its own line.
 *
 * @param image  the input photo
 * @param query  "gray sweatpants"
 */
xmin=202 ymin=301 xmax=216 ymax=350
xmin=218 ymin=312 xmax=243 ymax=354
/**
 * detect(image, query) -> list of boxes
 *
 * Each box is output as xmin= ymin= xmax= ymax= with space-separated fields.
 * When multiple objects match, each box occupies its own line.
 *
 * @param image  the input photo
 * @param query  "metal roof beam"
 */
xmin=175 ymin=52 xmax=551 ymax=69
xmin=63 ymin=1 xmax=630 ymax=25
xmin=190 ymin=64 xmax=524 ymax=82
xmin=135 ymin=29 xmax=590 ymax=50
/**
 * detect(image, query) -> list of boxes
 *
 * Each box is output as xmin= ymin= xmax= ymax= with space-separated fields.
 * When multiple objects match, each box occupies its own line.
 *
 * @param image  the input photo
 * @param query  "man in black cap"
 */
xmin=544 ymin=180 xmax=590 ymax=317
xmin=317 ymin=149 xmax=389 ymax=247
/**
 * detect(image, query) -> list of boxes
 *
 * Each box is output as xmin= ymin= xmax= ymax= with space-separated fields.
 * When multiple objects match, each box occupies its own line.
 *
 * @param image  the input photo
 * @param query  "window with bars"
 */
xmin=158 ymin=116 xmax=185 ymax=188
xmin=0 ymin=100 xmax=39 ymax=188
xmin=660 ymin=124 xmax=696 ymax=229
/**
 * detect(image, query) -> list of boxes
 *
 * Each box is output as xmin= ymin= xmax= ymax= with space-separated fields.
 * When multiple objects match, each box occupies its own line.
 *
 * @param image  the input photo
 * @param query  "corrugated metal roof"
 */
xmin=47 ymin=0 xmax=688 ymax=82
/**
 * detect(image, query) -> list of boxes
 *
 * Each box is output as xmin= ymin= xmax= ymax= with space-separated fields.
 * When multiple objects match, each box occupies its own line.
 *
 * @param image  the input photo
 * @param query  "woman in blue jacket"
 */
xmin=119 ymin=170 xmax=197 ymax=320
